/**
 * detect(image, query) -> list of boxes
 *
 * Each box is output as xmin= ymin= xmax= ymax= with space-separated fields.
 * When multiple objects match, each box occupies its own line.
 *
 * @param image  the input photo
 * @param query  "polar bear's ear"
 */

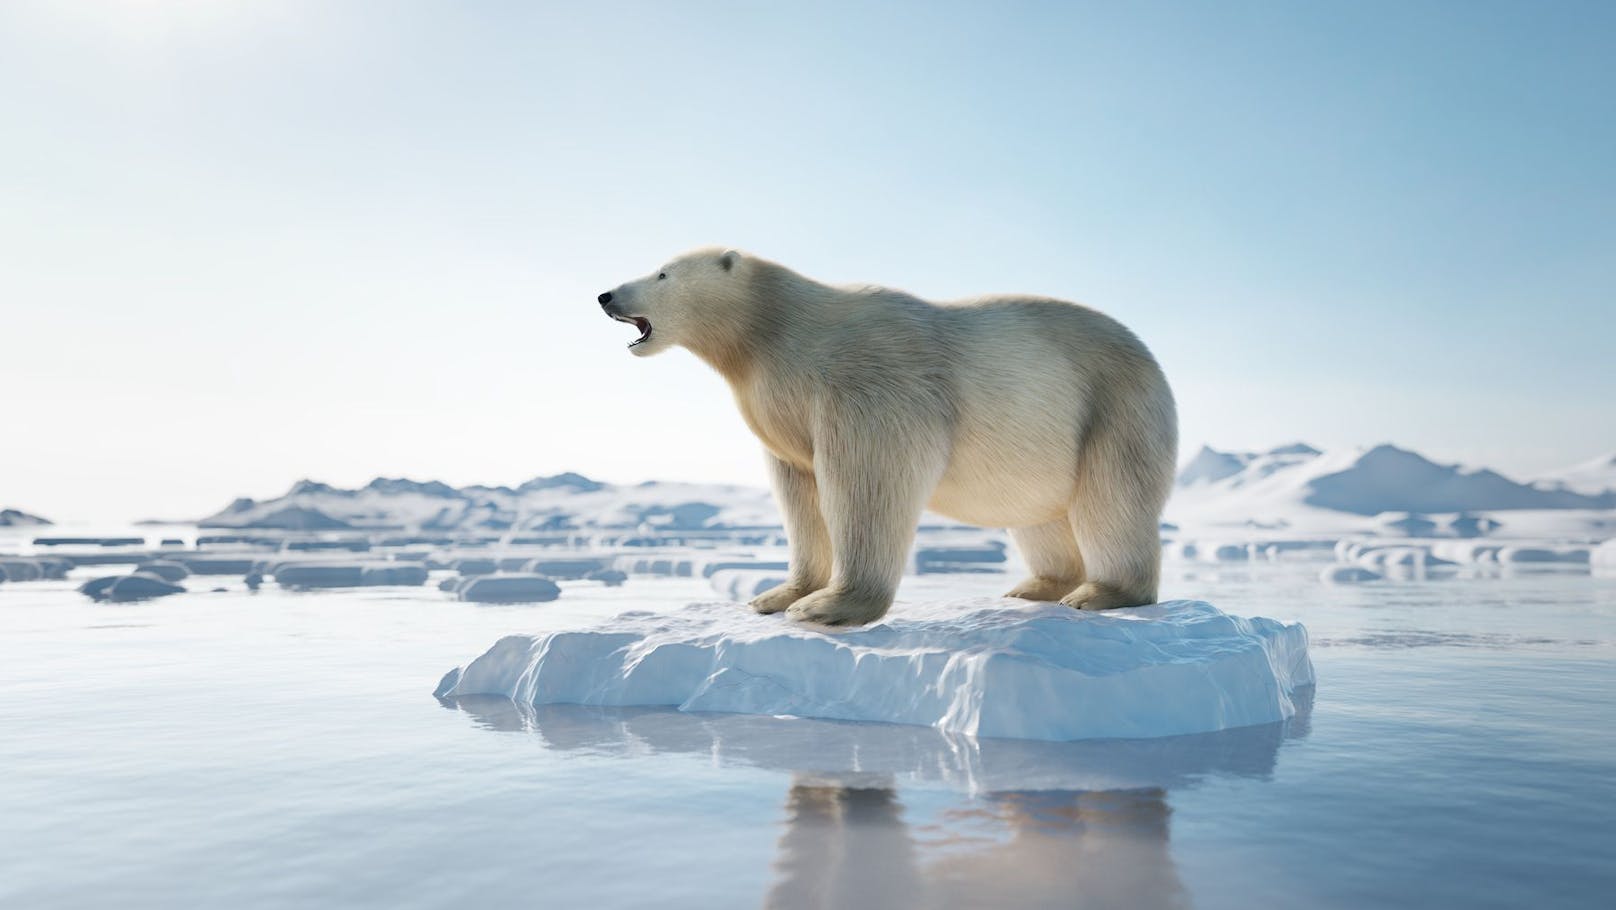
xmin=719 ymin=249 xmax=742 ymax=272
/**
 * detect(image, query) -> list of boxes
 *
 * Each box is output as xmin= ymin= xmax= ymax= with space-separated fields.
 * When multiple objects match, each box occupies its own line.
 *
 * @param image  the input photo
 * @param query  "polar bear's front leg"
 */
xmin=750 ymin=454 xmax=833 ymax=614
xmin=785 ymin=427 xmax=944 ymax=627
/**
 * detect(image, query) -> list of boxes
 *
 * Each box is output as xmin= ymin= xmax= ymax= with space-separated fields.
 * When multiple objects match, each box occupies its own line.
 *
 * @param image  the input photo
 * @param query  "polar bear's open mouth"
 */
xmin=612 ymin=314 xmax=653 ymax=347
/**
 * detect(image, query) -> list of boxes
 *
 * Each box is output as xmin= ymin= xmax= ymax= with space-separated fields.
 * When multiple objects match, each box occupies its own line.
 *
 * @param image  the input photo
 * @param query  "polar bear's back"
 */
xmin=941 ymin=295 xmax=1158 ymax=365
xmin=924 ymin=295 xmax=1176 ymax=527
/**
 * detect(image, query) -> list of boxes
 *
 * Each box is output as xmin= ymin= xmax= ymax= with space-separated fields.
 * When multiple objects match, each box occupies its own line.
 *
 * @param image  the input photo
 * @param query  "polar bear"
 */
xmin=598 ymin=248 xmax=1177 ymax=626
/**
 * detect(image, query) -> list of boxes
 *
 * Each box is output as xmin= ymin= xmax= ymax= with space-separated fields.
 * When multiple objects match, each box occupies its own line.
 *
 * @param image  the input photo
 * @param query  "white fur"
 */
xmin=601 ymin=248 xmax=1177 ymax=625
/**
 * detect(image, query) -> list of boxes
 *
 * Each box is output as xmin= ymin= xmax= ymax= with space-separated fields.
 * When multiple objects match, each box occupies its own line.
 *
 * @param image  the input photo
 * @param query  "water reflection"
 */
xmin=440 ymin=693 xmax=1311 ymax=909
xmin=764 ymin=780 xmax=1185 ymax=910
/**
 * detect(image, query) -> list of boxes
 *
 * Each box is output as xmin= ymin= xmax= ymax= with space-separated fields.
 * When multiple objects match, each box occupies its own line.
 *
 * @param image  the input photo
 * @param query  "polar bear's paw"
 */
xmin=749 ymin=582 xmax=815 ymax=615
xmin=785 ymin=587 xmax=892 ymax=627
xmin=1005 ymin=575 xmax=1083 ymax=603
xmin=1060 ymin=582 xmax=1148 ymax=611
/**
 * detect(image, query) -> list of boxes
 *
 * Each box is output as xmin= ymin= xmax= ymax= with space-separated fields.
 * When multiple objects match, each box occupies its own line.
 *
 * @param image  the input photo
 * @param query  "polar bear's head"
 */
xmin=597 ymin=247 xmax=748 ymax=358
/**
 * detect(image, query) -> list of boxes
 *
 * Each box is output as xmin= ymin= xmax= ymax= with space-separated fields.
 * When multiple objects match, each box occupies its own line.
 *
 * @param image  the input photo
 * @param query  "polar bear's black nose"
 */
xmin=598 ymin=292 xmax=613 ymax=307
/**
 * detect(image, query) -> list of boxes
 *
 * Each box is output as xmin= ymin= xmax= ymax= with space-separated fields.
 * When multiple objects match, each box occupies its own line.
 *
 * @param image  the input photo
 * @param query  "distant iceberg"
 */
xmin=435 ymin=599 xmax=1314 ymax=742
xmin=0 ymin=507 xmax=52 ymax=527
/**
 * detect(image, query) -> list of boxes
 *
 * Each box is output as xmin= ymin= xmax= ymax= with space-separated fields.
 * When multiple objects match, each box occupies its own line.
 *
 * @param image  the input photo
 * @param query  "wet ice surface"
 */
xmin=2 ymin=566 xmax=1613 ymax=909
xmin=437 ymin=599 xmax=1313 ymax=741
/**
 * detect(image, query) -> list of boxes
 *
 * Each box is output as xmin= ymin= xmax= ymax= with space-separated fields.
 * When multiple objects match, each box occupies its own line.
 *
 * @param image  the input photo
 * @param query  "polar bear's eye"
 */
xmin=657 ymin=272 xmax=667 ymax=280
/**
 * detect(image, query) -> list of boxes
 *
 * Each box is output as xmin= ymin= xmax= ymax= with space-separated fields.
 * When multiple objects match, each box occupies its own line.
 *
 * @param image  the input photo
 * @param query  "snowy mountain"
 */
xmin=1176 ymin=444 xmax=1321 ymax=487
xmin=0 ymin=508 xmax=52 ymax=527
xmin=1174 ymin=447 xmax=1250 ymax=487
xmin=1533 ymin=452 xmax=1616 ymax=497
xmin=198 ymin=474 xmax=778 ymax=532
xmin=1169 ymin=443 xmax=1616 ymax=532
xmin=198 ymin=443 xmax=1616 ymax=537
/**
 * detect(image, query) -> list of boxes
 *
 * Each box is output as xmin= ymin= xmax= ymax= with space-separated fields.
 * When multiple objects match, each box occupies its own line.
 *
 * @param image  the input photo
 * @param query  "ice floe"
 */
xmin=271 ymin=562 xmax=429 ymax=588
xmin=79 ymin=573 xmax=186 ymax=602
xmin=435 ymin=598 xmax=1313 ymax=742
xmin=133 ymin=560 xmax=189 ymax=583
xmin=0 ymin=557 xmax=71 ymax=582
xmin=1591 ymin=540 xmax=1616 ymax=576
xmin=452 ymin=574 xmax=562 ymax=603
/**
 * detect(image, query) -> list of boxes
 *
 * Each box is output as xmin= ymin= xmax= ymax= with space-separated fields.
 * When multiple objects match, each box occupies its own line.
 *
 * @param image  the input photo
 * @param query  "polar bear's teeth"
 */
xmin=616 ymin=315 xmax=652 ymax=346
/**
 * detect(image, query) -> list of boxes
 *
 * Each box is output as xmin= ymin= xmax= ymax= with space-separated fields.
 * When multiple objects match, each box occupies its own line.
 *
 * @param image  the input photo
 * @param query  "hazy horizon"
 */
xmin=11 ymin=436 xmax=1613 ymax=526
xmin=5 ymin=0 xmax=1613 ymax=522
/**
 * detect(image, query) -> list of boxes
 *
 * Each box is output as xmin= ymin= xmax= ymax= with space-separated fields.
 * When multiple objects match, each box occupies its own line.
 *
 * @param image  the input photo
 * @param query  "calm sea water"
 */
xmin=1 ymin=561 xmax=1612 ymax=909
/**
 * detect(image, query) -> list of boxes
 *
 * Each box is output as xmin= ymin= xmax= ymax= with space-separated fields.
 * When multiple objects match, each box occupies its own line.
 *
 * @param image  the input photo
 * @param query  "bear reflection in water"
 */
xmin=768 ymin=780 xmax=1181 ymax=910
xmin=439 ymin=696 xmax=1311 ymax=910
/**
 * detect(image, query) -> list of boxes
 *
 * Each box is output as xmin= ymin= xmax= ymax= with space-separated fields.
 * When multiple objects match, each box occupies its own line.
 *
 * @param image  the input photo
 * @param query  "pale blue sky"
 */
xmin=2 ymin=0 xmax=1612 ymax=521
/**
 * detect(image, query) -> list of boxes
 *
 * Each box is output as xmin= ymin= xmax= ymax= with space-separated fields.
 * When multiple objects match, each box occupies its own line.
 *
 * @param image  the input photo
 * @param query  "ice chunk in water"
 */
xmin=435 ymin=598 xmax=1313 ymax=742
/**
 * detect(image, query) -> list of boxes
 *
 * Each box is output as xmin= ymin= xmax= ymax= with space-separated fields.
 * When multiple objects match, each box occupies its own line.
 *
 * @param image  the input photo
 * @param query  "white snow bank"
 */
xmin=1495 ymin=545 xmax=1590 ymax=565
xmin=435 ymin=598 xmax=1314 ymax=742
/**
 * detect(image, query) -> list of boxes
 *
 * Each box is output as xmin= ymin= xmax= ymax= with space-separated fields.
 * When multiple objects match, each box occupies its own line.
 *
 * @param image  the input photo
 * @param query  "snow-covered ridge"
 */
xmin=1176 ymin=443 xmax=1321 ymax=487
xmin=1533 ymin=452 xmax=1616 ymax=498
xmin=194 ymin=442 xmax=1615 ymax=537
xmin=435 ymin=598 xmax=1314 ymax=742
xmin=200 ymin=473 xmax=778 ymax=532
xmin=1169 ymin=443 xmax=1616 ymax=533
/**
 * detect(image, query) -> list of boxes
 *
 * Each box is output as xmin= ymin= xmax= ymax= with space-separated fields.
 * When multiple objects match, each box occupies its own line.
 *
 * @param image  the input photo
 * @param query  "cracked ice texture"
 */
xmin=435 ymin=598 xmax=1313 ymax=742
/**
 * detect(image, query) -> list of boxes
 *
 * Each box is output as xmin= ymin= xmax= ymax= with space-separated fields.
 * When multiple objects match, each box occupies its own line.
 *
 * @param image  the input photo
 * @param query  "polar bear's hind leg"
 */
xmin=1060 ymin=405 xmax=1172 ymax=611
xmin=1005 ymin=521 xmax=1086 ymax=602
xmin=1063 ymin=494 xmax=1161 ymax=611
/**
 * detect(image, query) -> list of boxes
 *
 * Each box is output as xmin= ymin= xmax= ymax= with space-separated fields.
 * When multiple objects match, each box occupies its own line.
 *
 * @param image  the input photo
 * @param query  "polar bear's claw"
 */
xmin=749 ymin=583 xmax=812 ymax=615
xmin=1060 ymin=582 xmax=1148 ymax=611
xmin=1005 ymin=575 xmax=1084 ymax=603
xmin=785 ymin=588 xmax=891 ymax=627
